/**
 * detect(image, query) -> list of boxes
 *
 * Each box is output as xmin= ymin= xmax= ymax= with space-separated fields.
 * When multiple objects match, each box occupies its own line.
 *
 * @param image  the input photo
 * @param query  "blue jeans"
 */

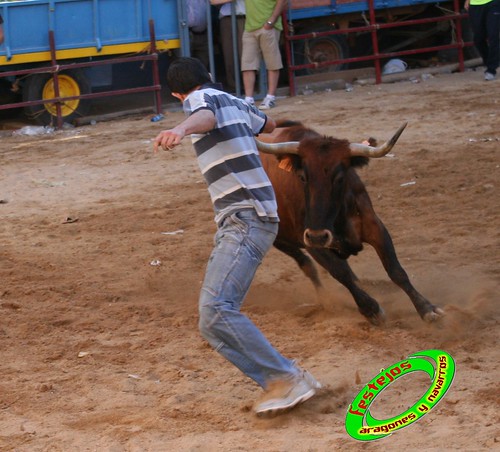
xmin=199 ymin=209 xmax=298 ymax=388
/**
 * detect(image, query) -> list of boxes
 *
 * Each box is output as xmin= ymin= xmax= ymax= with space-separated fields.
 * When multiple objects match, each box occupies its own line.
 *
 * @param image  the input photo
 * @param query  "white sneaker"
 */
xmin=259 ymin=96 xmax=276 ymax=110
xmin=484 ymin=72 xmax=496 ymax=81
xmin=253 ymin=369 xmax=321 ymax=416
xmin=244 ymin=96 xmax=255 ymax=106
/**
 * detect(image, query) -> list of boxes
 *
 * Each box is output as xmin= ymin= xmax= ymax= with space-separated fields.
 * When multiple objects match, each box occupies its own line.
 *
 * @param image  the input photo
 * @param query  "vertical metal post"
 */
xmin=177 ymin=0 xmax=190 ymax=56
xmin=230 ymin=1 xmax=242 ymax=97
xmin=49 ymin=30 xmax=63 ymax=129
xmin=453 ymin=0 xmax=465 ymax=72
xmin=149 ymin=18 xmax=162 ymax=115
xmin=206 ymin=0 xmax=216 ymax=81
xmin=93 ymin=0 xmax=102 ymax=51
xmin=368 ymin=0 xmax=382 ymax=84
xmin=282 ymin=9 xmax=295 ymax=96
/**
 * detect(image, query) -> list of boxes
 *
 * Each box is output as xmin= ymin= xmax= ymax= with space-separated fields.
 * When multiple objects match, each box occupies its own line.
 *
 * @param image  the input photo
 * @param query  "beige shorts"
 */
xmin=241 ymin=28 xmax=283 ymax=71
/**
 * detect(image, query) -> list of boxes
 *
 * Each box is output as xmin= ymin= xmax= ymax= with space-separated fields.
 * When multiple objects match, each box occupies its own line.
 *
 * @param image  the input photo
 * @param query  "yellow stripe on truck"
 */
xmin=0 ymin=40 xmax=181 ymax=66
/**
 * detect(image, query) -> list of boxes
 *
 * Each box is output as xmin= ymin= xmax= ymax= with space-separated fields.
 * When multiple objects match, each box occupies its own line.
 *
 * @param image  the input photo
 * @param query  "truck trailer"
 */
xmin=0 ymin=0 xmax=180 ymax=125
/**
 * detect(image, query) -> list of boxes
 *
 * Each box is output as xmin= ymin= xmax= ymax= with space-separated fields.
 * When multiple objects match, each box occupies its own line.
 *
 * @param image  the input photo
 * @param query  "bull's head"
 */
xmin=256 ymin=123 xmax=407 ymax=257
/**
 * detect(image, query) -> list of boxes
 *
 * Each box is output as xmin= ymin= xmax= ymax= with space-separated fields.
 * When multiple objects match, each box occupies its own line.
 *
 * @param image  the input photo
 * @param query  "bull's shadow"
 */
xmin=257 ymin=120 xmax=444 ymax=325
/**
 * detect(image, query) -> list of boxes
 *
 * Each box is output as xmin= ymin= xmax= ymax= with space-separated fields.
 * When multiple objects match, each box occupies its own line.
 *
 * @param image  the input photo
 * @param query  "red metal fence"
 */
xmin=0 ymin=20 xmax=162 ymax=129
xmin=284 ymin=0 xmax=473 ymax=96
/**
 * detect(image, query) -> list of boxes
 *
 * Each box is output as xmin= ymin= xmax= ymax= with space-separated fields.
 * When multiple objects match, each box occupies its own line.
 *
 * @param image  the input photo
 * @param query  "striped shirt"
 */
xmin=184 ymin=86 xmax=279 ymax=225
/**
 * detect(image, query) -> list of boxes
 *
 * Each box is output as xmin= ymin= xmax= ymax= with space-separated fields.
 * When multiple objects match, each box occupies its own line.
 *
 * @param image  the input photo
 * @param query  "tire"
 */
xmin=22 ymin=69 xmax=92 ymax=125
xmin=293 ymin=29 xmax=350 ymax=75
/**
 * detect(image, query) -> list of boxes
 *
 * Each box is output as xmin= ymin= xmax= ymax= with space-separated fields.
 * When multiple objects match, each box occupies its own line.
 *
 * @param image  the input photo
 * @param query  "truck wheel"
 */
xmin=22 ymin=69 xmax=91 ymax=125
xmin=294 ymin=31 xmax=349 ymax=75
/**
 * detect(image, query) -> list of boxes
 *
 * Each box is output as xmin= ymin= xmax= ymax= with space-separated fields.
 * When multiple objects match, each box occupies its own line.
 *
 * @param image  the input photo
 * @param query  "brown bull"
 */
xmin=256 ymin=120 xmax=444 ymax=325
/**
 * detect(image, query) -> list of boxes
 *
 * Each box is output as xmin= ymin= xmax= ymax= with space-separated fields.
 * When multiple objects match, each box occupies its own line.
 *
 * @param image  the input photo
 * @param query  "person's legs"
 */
xmin=220 ymin=16 xmax=245 ymax=92
xmin=243 ymin=70 xmax=257 ymax=101
xmin=266 ymin=69 xmax=280 ymax=97
xmin=469 ymin=5 xmax=490 ymax=67
xmin=198 ymin=210 xmax=298 ymax=388
xmin=220 ymin=17 xmax=236 ymax=92
xmin=241 ymin=31 xmax=261 ymax=101
xmin=485 ymin=0 xmax=500 ymax=75
xmin=190 ymin=31 xmax=210 ymax=69
xmin=259 ymin=28 xmax=283 ymax=109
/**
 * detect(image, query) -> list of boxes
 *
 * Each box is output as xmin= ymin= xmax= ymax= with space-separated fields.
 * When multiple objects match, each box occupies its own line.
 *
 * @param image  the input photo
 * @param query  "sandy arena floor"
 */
xmin=0 ymin=69 xmax=498 ymax=451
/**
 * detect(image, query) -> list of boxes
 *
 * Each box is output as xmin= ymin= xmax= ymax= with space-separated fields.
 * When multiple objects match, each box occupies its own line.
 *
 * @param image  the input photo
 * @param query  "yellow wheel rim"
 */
xmin=42 ymin=74 xmax=81 ymax=117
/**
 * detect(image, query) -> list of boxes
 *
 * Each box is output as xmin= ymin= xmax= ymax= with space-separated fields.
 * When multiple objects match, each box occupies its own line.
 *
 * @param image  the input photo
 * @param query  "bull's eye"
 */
xmin=296 ymin=169 xmax=306 ymax=183
xmin=333 ymin=171 xmax=344 ymax=187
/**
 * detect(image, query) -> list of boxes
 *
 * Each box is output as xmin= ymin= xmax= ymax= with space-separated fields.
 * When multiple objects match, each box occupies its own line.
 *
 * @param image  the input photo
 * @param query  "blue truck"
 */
xmin=0 ymin=0 xmax=468 ymax=125
xmin=0 ymin=0 xmax=181 ymax=124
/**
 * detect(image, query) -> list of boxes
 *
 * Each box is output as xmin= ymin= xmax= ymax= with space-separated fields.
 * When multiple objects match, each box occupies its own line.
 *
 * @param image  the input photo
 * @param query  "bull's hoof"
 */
xmin=423 ymin=306 xmax=445 ymax=322
xmin=367 ymin=307 xmax=386 ymax=326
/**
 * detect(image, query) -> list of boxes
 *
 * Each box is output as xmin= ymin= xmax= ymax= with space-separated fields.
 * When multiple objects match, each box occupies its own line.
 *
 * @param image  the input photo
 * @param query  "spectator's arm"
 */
xmin=269 ymin=0 xmax=287 ymax=24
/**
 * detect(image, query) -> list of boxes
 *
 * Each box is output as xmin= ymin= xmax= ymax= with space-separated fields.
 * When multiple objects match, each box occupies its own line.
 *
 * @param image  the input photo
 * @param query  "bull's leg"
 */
xmin=274 ymin=240 xmax=323 ymax=290
xmin=365 ymin=219 xmax=444 ymax=322
xmin=273 ymin=241 xmax=331 ymax=310
xmin=307 ymin=248 xmax=386 ymax=325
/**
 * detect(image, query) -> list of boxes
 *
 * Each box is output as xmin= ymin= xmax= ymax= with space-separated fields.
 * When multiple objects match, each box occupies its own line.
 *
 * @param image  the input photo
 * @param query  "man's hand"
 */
xmin=153 ymin=109 xmax=216 ymax=153
xmin=153 ymin=126 xmax=186 ymax=153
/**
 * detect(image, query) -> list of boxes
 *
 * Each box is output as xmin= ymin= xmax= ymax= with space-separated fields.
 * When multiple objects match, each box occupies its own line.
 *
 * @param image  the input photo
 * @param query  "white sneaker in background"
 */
xmin=259 ymin=96 xmax=276 ymax=110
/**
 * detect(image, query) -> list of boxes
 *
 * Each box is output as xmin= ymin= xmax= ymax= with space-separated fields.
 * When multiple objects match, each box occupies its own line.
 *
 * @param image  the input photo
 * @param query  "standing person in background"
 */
xmin=465 ymin=0 xmax=500 ymax=81
xmin=211 ymin=0 xmax=246 ymax=93
xmin=241 ymin=0 xmax=287 ymax=109
xmin=186 ymin=0 xmax=210 ymax=69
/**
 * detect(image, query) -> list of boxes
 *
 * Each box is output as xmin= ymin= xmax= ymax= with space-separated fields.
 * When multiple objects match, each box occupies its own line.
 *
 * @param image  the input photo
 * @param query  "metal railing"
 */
xmin=0 ymin=19 xmax=163 ymax=129
xmin=284 ymin=0 xmax=473 ymax=96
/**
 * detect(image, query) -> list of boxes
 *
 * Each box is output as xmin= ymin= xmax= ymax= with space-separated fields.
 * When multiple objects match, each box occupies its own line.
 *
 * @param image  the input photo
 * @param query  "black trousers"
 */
xmin=468 ymin=0 xmax=500 ymax=74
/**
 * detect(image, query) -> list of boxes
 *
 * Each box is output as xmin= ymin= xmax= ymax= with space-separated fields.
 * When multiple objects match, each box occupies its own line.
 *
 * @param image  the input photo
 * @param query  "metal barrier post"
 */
xmin=148 ymin=18 xmax=162 ymax=115
xmin=48 ymin=30 xmax=64 ymax=129
xmin=282 ymin=6 xmax=473 ymax=92
xmin=230 ymin=1 xmax=242 ymax=97
xmin=453 ymin=0 xmax=465 ymax=72
xmin=283 ymin=10 xmax=296 ymax=96
xmin=368 ymin=0 xmax=382 ymax=84
xmin=177 ymin=0 xmax=190 ymax=57
xmin=207 ymin=0 xmax=217 ymax=82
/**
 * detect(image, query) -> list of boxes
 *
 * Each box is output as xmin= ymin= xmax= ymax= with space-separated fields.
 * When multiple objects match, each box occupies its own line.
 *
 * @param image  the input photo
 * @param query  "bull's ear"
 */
xmin=276 ymin=155 xmax=301 ymax=173
xmin=278 ymin=157 xmax=294 ymax=172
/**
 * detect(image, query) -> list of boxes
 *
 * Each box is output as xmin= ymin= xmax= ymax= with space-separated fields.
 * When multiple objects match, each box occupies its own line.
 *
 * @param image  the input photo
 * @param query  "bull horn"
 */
xmin=255 ymin=139 xmax=300 ymax=155
xmin=349 ymin=122 xmax=408 ymax=158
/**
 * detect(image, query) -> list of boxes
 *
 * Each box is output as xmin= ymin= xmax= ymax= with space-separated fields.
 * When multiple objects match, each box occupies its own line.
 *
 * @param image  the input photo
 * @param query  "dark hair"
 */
xmin=166 ymin=57 xmax=212 ymax=94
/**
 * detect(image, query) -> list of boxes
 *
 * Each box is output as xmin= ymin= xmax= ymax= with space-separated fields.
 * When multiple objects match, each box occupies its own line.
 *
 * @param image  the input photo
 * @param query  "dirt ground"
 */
xmin=0 ymin=69 xmax=498 ymax=451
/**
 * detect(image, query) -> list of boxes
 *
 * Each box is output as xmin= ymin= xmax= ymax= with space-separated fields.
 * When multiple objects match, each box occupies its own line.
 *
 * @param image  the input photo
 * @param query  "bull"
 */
xmin=255 ymin=120 xmax=444 ymax=325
